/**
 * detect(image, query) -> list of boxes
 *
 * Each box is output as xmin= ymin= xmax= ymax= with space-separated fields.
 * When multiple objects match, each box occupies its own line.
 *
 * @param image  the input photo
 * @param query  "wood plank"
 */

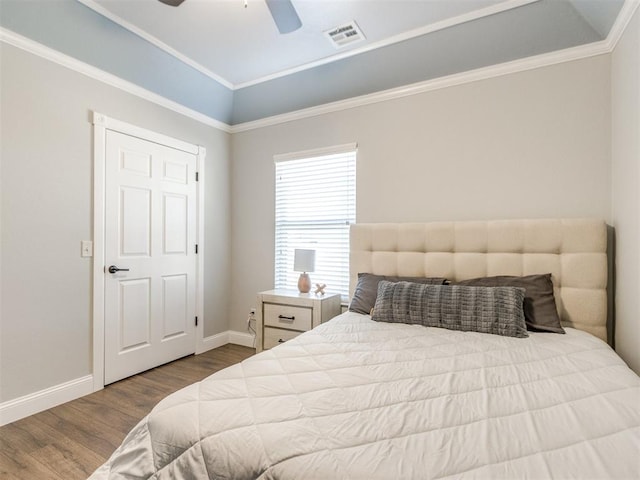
xmin=1 ymin=415 xmax=104 ymax=479
xmin=0 ymin=450 xmax=65 ymax=480
xmin=0 ymin=421 xmax=48 ymax=455
xmin=34 ymin=406 xmax=123 ymax=458
xmin=29 ymin=443 xmax=102 ymax=480
xmin=69 ymin=394 xmax=141 ymax=434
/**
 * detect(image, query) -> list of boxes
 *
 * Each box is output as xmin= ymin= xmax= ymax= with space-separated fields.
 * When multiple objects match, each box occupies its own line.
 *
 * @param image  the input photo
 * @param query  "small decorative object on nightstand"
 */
xmin=314 ymin=283 xmax=326 ymax=295
xmin=293 ymin=248 xmax=315 ymax=293
xmin=255 ymin=289 xmax=341 ymax=352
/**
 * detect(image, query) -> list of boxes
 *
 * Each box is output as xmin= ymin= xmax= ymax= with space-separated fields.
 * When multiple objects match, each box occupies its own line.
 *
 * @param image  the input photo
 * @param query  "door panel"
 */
xmin=163 ymin=193 xmax=187 ymax=254
xmin=163 ymin=159 xmax=188 ymax=184
xmin=162 ymin=274 xmax=188 ymax=339
xmin=121 ymin=187 xmax=151 ymax=256
xmin=104 ymin=130 xmax=197 ymax=384
xmin=120 ymin=149 xmax=151 ymax=177
xmin=120 ymin=278 xmax=151 ymax=351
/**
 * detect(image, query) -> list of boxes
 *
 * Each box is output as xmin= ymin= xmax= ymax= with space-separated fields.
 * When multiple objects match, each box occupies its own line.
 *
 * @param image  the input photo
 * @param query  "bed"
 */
xmin=90 ymin=219 xmax=640 ymax=479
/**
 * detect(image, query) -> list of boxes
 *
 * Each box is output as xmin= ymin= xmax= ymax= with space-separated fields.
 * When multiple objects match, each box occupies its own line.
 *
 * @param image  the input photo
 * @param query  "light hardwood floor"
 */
xmin=0 ymin=344 xmax=255 ymax=480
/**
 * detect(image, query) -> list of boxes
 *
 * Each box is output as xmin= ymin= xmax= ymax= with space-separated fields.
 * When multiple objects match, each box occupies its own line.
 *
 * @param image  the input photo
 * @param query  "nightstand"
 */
xmin=256 ymin=289 xmax=342 ymax=352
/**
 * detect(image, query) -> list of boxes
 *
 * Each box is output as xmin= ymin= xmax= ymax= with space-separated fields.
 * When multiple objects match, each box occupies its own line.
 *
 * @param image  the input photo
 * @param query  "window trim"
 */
xmin=274 ymin=142 xmax=358 ymax=163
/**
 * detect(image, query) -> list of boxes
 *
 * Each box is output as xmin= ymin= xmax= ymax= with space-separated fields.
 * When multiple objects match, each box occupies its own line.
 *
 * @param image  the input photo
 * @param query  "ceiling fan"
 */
xmin=157 ymin=0 xmax=302 ymax=34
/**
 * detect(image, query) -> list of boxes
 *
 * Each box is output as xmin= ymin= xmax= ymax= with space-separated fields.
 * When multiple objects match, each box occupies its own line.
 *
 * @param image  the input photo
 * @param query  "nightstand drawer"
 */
xmin=263 ymin=303 xmax=312 ymax=331
xmin=263 ymin=327 xmax=301 ymax=350
xmin=256 ymin=290 xmax=341 ymax=353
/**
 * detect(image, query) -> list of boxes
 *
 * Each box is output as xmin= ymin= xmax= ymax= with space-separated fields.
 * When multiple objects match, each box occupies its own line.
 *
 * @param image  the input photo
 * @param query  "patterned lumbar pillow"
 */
xmin=371 ymin=281 xmax=528 ymax=338
xmin=454 ymin=274 xmax=563 ymax=333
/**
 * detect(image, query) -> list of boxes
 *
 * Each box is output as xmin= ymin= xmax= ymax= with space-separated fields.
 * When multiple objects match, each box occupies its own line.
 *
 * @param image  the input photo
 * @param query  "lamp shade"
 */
xmin=293 ymin=249 xmax=315 ymax=273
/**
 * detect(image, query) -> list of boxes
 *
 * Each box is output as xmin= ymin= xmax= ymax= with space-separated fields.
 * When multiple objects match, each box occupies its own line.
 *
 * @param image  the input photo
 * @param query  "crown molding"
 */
xmin=606 ymin=0 xmax=640 ymax=50
xmin=77 ymin=0 xmax=234 ymax=89
xmin=230 ymin=39 xmax=611 ymax=133
xmin=231 ymin=0 xmax=639 ymax=132
xmin=77 ymin=0 xmax=538 ymax=90
xmin=0 ymin=28 xmax=231 ymax=133
xmin=234 ymin=0 xmax=540 ymax=89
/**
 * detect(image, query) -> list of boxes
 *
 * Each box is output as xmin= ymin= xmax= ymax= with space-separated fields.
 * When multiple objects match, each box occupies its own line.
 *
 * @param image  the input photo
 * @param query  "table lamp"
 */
xmin=294 ymin=249 xmax=315 ymax=293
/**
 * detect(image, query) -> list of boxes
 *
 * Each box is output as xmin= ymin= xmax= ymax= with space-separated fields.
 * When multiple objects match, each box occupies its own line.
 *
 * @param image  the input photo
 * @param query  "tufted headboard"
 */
xmin=350 ymin=219 xmax=608 ymax=341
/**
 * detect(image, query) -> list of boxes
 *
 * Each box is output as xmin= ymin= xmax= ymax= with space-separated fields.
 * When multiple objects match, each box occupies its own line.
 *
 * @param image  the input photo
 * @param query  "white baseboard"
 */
xmin=197 ymin=330 xmax=230 ymax=354
xmin=227 ymin=330 xmax=256 ymax=348
xmin=0 ymin=374 xmax=94 ymax=427
xmin=197 ymin=329 xmax=256 ymax=354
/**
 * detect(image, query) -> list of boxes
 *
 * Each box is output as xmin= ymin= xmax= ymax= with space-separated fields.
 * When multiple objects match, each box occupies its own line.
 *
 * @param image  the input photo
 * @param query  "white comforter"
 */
xmin=91 ymin=312 xmax=640 ymax=479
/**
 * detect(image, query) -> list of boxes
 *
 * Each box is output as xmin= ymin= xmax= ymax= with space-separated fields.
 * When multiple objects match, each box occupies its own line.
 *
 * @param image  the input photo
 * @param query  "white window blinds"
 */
xmin=274 ymin=145 xmax=356 ymax=297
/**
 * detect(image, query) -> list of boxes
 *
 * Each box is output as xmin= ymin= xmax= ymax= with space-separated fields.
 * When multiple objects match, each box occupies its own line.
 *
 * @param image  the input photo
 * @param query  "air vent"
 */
xmin=324 ymin=21 xmax=365 ymax=49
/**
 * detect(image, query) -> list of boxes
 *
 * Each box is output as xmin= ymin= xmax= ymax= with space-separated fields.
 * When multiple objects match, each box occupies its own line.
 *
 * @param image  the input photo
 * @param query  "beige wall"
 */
xmin=0 ymin=44 xmax=231 ymax=402
xmin=230 ymin=55 xmax=612 ymax=334
xmin=611 ymin=8 xmax=640 ymax=374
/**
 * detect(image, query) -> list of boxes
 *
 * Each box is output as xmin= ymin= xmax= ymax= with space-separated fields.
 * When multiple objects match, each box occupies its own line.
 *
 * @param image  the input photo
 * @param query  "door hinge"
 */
xmin=195 ymin=316 xmax=198 ymax=327
xmin=195 ymin=244 xmax=198 ymax=254
xmin=195 ymin=172 xmax=199 ymax=182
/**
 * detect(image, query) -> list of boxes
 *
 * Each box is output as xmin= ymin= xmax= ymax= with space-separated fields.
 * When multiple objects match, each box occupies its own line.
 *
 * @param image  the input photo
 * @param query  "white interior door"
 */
xmin=104 ymin=130 xmax=197 ymax=384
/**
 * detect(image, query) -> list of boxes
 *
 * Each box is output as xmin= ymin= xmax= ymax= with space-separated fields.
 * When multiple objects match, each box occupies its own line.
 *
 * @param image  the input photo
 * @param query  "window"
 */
xmin=274 ymin=144 xmax=356 ymax=298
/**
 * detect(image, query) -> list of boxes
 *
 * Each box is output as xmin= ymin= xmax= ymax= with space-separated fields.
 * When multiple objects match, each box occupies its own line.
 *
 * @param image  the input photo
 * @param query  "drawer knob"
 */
xmin=278 ymin=314 xmax=295 ymax=322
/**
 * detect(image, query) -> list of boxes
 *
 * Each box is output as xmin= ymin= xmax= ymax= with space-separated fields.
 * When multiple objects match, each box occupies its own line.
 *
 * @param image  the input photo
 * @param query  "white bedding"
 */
xmin=91 ymin=312 xmax=640 ymax=479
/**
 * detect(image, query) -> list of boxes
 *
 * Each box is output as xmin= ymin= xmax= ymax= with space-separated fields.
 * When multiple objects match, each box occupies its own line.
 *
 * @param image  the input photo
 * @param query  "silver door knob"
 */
xmin=108 ymin=265 xmax=130 ymax=274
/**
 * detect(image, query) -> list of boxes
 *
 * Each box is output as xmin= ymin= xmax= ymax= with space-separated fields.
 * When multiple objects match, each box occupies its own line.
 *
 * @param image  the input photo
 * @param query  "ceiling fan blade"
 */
xmin=158 ymin=0 xmax=186 ymax=6
xmin=265 ymin=0 xmax=302 ymax=34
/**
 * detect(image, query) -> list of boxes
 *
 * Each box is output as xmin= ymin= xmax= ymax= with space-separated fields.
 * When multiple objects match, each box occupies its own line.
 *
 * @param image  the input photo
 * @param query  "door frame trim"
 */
xmin=91 ymin=112 xmax=205 ymax=391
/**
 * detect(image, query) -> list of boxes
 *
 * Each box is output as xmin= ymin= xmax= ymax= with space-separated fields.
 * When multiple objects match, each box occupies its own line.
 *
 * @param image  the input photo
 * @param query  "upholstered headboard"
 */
xmin=350 ymin=219 xmax=608 ymax=341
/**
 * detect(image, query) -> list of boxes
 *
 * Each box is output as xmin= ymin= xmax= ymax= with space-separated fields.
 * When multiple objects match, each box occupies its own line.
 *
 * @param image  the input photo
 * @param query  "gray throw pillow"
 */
xmin=371 ymin=281 xmax=528 ymax=338
xmin=454 ymin=274 xmax=564 ymax=334
xmin=349 ymin=273 xmax=448 ymax=315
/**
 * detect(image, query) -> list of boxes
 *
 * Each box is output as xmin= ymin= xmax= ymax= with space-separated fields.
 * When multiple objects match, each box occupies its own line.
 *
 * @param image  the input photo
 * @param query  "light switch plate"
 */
xmin=81 ymin=240 xmax=93 ymax=257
